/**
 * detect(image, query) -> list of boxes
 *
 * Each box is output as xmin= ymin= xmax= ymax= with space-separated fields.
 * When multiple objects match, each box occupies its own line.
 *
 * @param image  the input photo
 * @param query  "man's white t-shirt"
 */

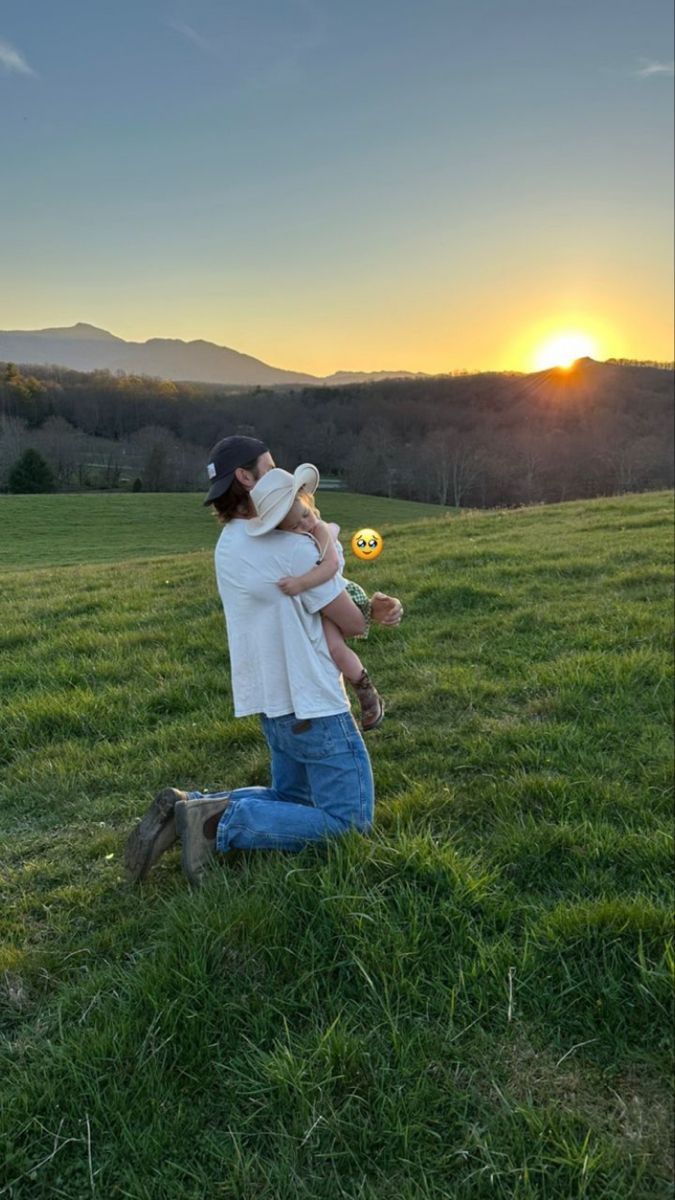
xmin=214 ymin=518 xmax=350 ymax=720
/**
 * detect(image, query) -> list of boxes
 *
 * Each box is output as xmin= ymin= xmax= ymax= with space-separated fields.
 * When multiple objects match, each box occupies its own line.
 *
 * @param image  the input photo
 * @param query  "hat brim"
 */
xmin=293 ymin=463 xmax=320 ymax=496
xmin=203 ymin=470 xmax=235 ymax=506
xmin=245 ymin=463 xmax=320 ymax=536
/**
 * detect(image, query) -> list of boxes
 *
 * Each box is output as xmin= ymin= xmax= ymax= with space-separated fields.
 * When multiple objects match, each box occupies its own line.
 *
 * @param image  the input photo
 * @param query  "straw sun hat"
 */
xmin=245 ymin=464 xmax=320 ymax=536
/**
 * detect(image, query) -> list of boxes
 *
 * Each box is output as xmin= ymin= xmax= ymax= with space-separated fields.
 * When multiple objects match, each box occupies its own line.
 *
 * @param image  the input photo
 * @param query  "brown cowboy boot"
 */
xmin=352 ymin=669 xmax=385 ymax=732
xmin=175 ymin=796 xmax=231 ymax=886
xmin=124 ymin=787 xmax=189 ymax=881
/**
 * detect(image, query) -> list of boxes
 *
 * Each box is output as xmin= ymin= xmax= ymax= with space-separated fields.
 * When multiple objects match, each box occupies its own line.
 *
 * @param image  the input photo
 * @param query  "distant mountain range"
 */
xmin=0 ymin=323 xmax=427 ymax=387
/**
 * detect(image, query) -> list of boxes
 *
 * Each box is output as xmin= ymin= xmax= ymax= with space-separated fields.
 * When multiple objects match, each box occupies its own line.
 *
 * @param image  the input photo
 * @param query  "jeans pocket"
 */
xmin=281 ymin=716 xmax=337 ymax=762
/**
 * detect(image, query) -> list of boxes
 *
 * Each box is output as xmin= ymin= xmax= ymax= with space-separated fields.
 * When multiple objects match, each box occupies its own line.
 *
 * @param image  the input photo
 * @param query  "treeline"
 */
xmin=0 ymin=358 xmax=673 ymax=505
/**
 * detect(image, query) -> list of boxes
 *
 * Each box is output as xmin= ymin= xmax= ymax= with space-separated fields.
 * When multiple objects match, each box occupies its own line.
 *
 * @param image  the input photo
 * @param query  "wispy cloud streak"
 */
xmin=167 ymin=2 xmax=326 ymax=90
xmin=635 ymin=58 xmax=674 ymax=78
xmin=0 ymin=38 xmax=36 ymax=76
xmin=168 ymin=19 xmax=220 ymax=59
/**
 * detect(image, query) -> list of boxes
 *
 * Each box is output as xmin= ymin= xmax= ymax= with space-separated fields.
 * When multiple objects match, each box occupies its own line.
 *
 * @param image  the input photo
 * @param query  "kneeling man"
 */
xmin=124 ymin=436 xmax=403 ymax=885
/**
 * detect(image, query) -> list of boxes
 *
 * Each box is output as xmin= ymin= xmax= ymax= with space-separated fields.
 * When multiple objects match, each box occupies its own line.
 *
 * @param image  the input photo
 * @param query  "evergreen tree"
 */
xmin=8 ymin=448 xmax=56 ymax=494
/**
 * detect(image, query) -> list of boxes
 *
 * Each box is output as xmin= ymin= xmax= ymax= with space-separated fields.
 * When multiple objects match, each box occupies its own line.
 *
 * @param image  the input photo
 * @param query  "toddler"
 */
xmin=276 ymin=492 xmax=385 ymax=731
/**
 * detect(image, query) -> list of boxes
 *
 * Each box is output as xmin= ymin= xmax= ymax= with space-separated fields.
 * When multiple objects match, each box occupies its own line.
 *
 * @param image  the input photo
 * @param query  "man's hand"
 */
xmin=370 ymin=592 xmax=404 ymax=626
xmin=277 ymin=576 xmax=303 ymax=596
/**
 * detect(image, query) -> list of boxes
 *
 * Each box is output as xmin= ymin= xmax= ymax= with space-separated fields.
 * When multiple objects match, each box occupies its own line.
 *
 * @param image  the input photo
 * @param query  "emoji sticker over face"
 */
xmin=351 ymin=528 xmax=383 ymax=560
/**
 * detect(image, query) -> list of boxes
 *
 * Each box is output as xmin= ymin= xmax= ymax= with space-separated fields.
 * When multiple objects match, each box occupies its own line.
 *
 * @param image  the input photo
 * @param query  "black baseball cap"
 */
xmin=204 ymin=435 xmax=269 ymax=505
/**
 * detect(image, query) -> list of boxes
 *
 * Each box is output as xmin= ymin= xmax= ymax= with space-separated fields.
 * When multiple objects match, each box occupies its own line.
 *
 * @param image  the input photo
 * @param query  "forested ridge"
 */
xmin=1 ymin=357 xmax=672 ymax=505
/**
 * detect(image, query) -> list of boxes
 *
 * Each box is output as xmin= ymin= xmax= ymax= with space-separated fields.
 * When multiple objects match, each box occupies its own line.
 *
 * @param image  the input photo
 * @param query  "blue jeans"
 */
xmin=186 ymin=711 xmax=374 ymax=853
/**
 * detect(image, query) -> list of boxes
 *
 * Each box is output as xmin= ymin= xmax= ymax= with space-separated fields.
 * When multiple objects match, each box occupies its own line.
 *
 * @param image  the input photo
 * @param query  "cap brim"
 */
xmin=203 ymin=471 xmax=235 ymax=505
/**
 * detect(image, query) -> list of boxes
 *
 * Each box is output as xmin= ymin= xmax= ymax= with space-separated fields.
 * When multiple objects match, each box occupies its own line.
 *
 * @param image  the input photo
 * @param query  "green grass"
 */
xmin=0 ymin=491 xmax=449 ymax=569
xmin=1 ymin=490 xmax=673 ymax=1199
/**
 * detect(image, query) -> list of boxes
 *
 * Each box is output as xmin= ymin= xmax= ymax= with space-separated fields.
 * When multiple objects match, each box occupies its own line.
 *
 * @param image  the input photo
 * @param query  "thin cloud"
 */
xmin=0 ymin=38 xmax=36 ymax=76
xmin=635 ymin=58 xmax=674 ymax=78
xmin=167 ymin=2 xmax=325 ymax=88
xmin=168 ymin=19 xmax=219 ymax=59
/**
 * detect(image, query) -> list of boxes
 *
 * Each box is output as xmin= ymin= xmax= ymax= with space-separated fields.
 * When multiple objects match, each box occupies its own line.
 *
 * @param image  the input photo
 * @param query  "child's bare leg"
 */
xmin=322 ymin=617 xmax=384 ymax=731
xmin=322 ymin=617 xmax=364 ymax=684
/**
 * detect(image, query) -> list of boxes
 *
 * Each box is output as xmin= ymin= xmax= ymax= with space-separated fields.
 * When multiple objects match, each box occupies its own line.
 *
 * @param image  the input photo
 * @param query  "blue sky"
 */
xmin=1 ymin=0 xmax=673 ymax=372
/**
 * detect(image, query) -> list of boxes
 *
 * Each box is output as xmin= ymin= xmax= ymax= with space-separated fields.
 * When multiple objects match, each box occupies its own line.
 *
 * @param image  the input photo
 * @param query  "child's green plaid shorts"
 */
xmin=345 ymin=579 xmax=370 ymax=639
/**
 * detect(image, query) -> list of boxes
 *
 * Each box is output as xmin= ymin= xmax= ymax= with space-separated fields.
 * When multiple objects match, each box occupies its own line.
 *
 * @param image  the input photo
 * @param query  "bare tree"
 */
xmin=0 ymin=415 xmax=29 ymax=488
xmin=423 ymin=432 xmax=481 ymax=506
xmin=33 ymin=416 xmax=84 ymax=489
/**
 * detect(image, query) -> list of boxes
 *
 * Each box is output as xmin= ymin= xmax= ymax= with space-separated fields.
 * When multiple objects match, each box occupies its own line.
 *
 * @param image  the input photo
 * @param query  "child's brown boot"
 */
xmin=352 ymin=670 xmax=385 ymax=732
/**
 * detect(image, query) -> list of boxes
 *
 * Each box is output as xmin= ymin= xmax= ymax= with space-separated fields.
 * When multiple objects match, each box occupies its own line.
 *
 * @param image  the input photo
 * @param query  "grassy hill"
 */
xmin=1 ymin=491 xmax=673 ymax=1199
xmin=0 ymin=492 xmax=449 ymax=569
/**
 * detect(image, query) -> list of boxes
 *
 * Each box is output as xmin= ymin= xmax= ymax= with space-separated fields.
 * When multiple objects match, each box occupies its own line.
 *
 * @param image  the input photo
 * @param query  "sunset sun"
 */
xmin=533 ymin=332 xmax=599 ymax=372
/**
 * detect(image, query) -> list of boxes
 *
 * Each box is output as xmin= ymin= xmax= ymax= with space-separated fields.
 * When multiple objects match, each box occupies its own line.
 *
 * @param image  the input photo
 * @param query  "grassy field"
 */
xmin=0 ymin=492 xmax=450 ymax=569
xmin=0 ymin=490 xmax=673 ymax=1199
